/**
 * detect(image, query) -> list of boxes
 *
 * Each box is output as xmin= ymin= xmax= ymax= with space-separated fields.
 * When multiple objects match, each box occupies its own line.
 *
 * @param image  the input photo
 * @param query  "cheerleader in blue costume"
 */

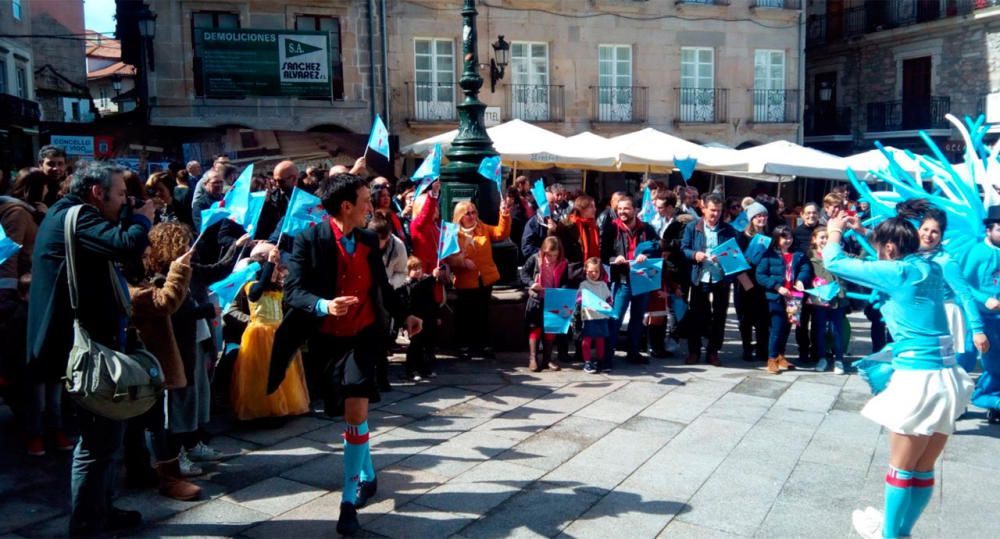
xmin=823 ymin=210 xmax=974 ymax=539
xmin=895 ymin=200 xmax=989 ymax=365
xmin=956 ymin=205 xmax=1000 ymax=424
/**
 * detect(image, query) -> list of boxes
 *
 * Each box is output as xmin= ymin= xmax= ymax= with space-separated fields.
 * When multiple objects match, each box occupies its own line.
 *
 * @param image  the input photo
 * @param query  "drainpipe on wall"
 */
xmin=798 ymin=3 xmax=806 ymax=145
xmin=367 ymin=0 xmax=377 ymax=123
xmin=380 ymin=0 xmax=390 ymax=127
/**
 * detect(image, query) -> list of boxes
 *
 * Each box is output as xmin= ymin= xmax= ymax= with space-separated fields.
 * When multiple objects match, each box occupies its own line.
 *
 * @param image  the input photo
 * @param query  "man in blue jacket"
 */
xmin=681 ymin=193 xmax=739 ymax=366
xmin=27 ymin=163 xmax=154 ymax=536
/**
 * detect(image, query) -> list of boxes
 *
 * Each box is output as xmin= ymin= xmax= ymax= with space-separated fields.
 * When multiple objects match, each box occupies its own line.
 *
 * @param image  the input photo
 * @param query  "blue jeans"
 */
xmin=605 ymin=281 xmax=651 ymax=368
xmin=812 ymin=306 xmax=846 ymax=363
xmin=768 ymin=299 xmax=791 ymax=358
xmin=70 ymin=405 xmax=127 ymax=533
xmin=969 ymin=319 xmax=1000 ymax=410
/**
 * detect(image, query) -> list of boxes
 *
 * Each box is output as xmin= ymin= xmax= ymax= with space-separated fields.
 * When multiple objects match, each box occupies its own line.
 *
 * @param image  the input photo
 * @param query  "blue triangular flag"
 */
xmin=0 ymin=223 xmax=21 ymax=265
xmin=413 ymin=144 xmax=442 ymax=198
xmin=478 ymin=155 xmax=503 ymax=194
xmin=199 ymin=206 xmax=232 ymax=234
xmin=543 ymin=288 xmax=577 ymax=334
xmin=280 ymin=187 xmax=328 ymax=237
xmin=709 ymin=237 xmax=750 ymax=275
xmin=671 ymin=295 xmax=688 ymax=322
xmin=675 ymin=156 xmax=698 ymax=181
xmin=636 ymin=239 xmax=660 ymax=256
xmin=531 ymin=179 xmax=550 ymax=218
xmin=438 ymin=221 xmax=460 ymax=261
xmin=629 ymin=257 xmax=663 ymax=295
xmin=581 ymin=288 xmax=614 ymax=318
xmin=208 ymin=261 xmax=261 ymax=310
xmin=731 ymin=211 xmax=749 ymax=232
xmin=638 ymin=187 xmax=656 ymax=222
xmin=805 ymin=282 xmax=841 ymax=303
xmin=744 ymin=234 xmax=771 ymax=266
xmin=220 ymin=163 xmax=254 ymax=225
xmin=243 ymin=191 xmax=267 ymax=236
xmin=367 ymin=114 xmax=391 ymax=159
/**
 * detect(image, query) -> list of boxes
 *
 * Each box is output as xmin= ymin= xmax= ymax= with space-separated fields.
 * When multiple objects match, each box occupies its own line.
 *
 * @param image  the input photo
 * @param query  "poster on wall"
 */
xmin=193 ymin=29 xmax=331 ymax=98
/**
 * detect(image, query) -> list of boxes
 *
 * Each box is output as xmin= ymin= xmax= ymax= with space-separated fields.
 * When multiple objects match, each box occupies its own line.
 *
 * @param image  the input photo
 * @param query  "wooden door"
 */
xmin=902 ymin=57 xmax=931 ymax=129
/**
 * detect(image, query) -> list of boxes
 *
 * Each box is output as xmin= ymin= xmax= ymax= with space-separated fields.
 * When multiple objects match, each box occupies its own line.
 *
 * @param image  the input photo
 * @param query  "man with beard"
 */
xmin=38 ymin=145 xmax=67 ymax=207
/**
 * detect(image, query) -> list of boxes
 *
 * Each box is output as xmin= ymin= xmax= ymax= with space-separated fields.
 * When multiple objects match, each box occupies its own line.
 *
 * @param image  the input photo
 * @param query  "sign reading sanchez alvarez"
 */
xmin=194 ymin=29 xmax=330 ymax=98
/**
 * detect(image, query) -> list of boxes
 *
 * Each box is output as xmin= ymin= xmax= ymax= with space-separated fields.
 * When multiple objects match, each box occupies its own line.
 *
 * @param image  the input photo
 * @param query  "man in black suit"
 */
xmin=27 ymin=163 xmax=154 ymax=536
xmin=268 ymin=173 xmax=421 ymax=536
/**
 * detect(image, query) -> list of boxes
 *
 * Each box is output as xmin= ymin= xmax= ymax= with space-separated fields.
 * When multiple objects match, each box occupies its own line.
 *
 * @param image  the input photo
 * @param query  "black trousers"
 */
xmin=406 ymin=308 xmax=438 ymax=376
xmin=734 ymin=285 xmax=769 ymax=360
xmin=454 ymin=286 xmax=493 ymax=351
xmin=688 ymin=281 xmax=731 ymax=355
xmin=795 ymin=304 xmax=816 ymax=362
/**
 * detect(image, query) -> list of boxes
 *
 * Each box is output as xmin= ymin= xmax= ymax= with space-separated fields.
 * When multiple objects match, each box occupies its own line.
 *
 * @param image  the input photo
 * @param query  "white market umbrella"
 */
xmin=844 ymin=146 xmax=924 ymax=182
xmin=610 ymin=128 xmax=705 ymax=173
xmin=732 ymin=141 xmax=858 ymax=181
xmin=399 ymin=119 xmax=566 ymax=171
xmin=544 ymin=132 xmax=618 ymax=171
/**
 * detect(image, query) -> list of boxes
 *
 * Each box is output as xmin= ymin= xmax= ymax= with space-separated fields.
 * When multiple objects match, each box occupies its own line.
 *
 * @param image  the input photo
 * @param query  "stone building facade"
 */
xmin=0 ymin=0 xmax=40 ymax=172
xmin=388 ymin=0 xmax=804 ymax=148
xmin=31 ymin=0 xmax=92 ymax=124
xmin=804 ymin=0 xmax=1000 ymax=157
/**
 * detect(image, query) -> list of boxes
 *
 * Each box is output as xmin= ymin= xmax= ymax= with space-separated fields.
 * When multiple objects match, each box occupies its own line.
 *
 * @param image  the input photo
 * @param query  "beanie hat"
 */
xmin=745 ymin=202 xmax=768 ymax=221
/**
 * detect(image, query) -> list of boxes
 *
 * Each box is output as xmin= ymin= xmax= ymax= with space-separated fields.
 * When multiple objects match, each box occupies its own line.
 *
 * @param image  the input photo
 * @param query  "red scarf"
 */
xmin=571 ymin=215 xmax=600 ymax=261
xmin=613 ymin=218 xmax=641 ymax=259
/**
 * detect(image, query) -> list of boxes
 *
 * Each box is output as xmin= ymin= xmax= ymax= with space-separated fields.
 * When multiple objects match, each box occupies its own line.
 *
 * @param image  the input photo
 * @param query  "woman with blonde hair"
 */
xmin=448 ymin=199 xmax=512 ymax=360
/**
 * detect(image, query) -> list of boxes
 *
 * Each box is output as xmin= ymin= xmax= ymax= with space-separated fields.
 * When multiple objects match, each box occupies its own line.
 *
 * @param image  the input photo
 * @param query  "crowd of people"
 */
xmin=0 ymin=143 xmax=996 ymax=537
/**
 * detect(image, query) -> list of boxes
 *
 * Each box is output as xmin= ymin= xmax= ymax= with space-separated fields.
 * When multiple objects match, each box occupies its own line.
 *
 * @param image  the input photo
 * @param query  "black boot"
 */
xmin=355 ymin=477 xmax=378 ymax=508
xmin=337 ymin=502 xmax=360 ymax=536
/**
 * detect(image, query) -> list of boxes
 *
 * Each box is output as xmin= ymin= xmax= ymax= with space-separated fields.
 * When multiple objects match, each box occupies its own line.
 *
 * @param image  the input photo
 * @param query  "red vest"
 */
xmin=320 ymin=219 xmax=377 ymax=337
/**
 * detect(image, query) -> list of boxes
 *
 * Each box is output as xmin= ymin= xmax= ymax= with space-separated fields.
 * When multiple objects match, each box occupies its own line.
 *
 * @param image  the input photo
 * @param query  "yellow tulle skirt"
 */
xmin=231 ymin=321 xmax=311 ymax=421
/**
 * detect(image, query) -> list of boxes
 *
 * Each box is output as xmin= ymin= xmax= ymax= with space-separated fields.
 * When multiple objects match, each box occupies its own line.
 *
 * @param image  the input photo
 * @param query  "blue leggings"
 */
xmin=967 ymin=320 xmax=1000 ymax=410
xmin=812 ymin=306 xmax=845 ymax=362
xmin=768 ymin=299 xmax=791 ymax=358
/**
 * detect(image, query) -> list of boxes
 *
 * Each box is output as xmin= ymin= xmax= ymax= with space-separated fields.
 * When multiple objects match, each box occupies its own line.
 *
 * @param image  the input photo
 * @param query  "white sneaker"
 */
xmin=179 ymin=450 xmax=204 ymax=477
xmin=411 ymin=374 xmax=423 ymax=382
xmin=187 ymin=441 xmax=225 ymax=462
xmin=852 ymin=507 xmax=883 ymax=539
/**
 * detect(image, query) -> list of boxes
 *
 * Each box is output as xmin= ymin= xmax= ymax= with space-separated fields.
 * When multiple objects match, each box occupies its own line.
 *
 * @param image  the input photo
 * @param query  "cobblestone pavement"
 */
xmin=2 ymin=314 xmax=998 ymax=538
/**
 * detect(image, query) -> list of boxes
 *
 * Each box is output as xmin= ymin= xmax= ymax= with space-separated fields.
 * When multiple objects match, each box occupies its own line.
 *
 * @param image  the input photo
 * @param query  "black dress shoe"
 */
xmin=989 ymin=408 xmax=1000 ymax=424
xmin=337 ymin=502 xmax=360 ymax=536
xmin=355 ymin=478 xmax=378 ymax=508
xmin=627 ymin=352 xmax=650 ymax=365
xmin=105 ymin=507 xmax=142 ymax=531
xmin=481 ymin=347 xmax=496 ymax=360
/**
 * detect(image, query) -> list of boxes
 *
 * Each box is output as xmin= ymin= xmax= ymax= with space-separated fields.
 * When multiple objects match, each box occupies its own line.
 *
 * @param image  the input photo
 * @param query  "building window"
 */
xmin=510 ymin=41 xmax=549 ymax=121
xmin=192 ymin=11 xmax=240 ymax=96
xmin=12 ymin=0 xmax=22 ymax=21
xmin=295 ymin=15 xmax=344 ymax=100
xmin=71 ymin=101 xmax=81 ymax=121
xmin=15 ymin=64 xmax=27 ymax=98
xmin=753 ymin=49 xmax=788 ymax=122
xmin=0 ymin=59 xmax=7 ymax=95
xmin=597 ymin=44 xmax=633 ymax=122
xmin=413 ymin=38 xmax=455 ymax=120
xmin=680 ymin=47 xmax=714 ymax=122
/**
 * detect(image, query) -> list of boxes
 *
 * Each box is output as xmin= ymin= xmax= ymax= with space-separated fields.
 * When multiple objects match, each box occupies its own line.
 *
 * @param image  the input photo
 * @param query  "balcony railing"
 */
xmin=807 ymin=15 xmax=827 ymax=47
xmin=804 ymin=107 xmax=852 ymax=137
xmin=818 ymin=0 xmax=1000 ymax=45
xmin=751 ymin=0 xmax=801 ymax=8
xmin=675 ymin=0 xmax=730 ymax=5
xmin=591 ymin=86 xmax=647 ymax=123
xmin=0 ymin=93 xmax=41 ymax=126
xmin=866 ymin=96 xmax=950 ymax=132
xmin=675 ymin=88 xmax=728 ymax=123
xmin=405 ymin=81 xmax=459 ymax=122
xmin=750 ymin=89 xmax=799 ymax=123
xmin=506 ymin=84 xmax=565 ymax=122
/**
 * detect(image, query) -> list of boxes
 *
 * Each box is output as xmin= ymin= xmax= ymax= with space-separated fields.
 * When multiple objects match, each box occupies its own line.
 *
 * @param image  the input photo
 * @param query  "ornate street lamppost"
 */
xmin=439 ymin=0 xmax=501 ymax=225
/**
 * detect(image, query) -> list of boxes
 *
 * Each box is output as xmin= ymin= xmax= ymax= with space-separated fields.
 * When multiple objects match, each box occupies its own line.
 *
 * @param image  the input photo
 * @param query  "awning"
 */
xmin=400 ymin=119 xmax=566 ymax=170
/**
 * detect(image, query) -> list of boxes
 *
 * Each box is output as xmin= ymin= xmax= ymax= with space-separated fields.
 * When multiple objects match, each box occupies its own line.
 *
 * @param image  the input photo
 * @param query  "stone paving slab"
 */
xmin=458 ymin=481 xmax=602 ymax=538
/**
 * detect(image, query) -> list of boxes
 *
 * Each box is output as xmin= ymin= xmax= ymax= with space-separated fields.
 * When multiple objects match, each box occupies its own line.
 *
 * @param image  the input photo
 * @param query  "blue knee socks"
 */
xmin=899 ymin=470 xmax=934 ymax=536
xmin=883 ymin=466 xmax=913 ymax=538
xmin=361 ymin=436 xmax=375 ymax=483
xmin=342 ymin=421 xmax=370 ymax=505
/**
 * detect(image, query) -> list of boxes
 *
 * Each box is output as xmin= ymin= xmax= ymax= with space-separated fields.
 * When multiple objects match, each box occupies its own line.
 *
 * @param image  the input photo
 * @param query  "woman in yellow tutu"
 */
xmin=231 ymin=244 xmax=310 ymax=420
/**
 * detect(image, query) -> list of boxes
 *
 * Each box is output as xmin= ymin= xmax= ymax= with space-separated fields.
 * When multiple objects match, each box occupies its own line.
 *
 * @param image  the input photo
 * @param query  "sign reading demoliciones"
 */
xmin=194 ymin=29 xmax=330 ymax=98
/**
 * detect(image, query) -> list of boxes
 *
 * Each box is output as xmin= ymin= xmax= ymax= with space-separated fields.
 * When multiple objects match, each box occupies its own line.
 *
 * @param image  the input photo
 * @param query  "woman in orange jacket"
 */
xmin=447 ymin=200 xmax=511 ymax=359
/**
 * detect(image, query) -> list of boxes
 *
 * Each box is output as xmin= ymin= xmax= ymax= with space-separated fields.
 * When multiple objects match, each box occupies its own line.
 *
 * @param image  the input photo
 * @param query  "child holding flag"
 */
xmin=579 ymin=257 xmax=613 ymax=374
xmin=230 ymin=245 xmax=310 ymax=420
xmin=756 ymin=225 xmax=813 ymax=374
xmin=808 ymin=228 xmax=848 ymax=373
xmin=520 ymin=237 xmax=574 ymax=372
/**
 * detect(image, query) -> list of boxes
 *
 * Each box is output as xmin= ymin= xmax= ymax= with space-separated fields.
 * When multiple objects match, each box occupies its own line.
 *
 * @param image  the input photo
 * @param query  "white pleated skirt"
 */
xmin=944 ymin=301 xmax=967 ymax=354
xmin=862 ymin=366 xmax=974 ymax=436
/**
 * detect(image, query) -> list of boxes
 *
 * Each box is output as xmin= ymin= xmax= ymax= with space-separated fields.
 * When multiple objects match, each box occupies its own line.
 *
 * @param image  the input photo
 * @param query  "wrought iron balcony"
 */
xmin=675 ymin=87 xmax=728 ymax=124
xmin=505 ymin=84 xmax=565 ymax=122
xmin=804 ymin=107 xmax=852 ymax=137
xmin=591 ymin=86 xmax=647 ymax=123
xmin=750 ymin=89 xmax=799 ymax=123
xmin=751 ymin=0 xmax=801 ymax=9
xmin=820 ymin=0 xmax=999 ymax=45
xmin=405 ymin=81 xmax=459 ymax=122
xmin=806 ymin=15 xmax=827 ymax=47
xmin=0 ymin=93 xmax=41 ymax=126
xmin=866 ymin=96 xmax=950 ymax=132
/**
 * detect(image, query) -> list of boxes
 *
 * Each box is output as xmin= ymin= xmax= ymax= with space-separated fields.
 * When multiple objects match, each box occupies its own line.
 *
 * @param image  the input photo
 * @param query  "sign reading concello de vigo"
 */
xmin=194 ymin=29 xmax=330 ymax=97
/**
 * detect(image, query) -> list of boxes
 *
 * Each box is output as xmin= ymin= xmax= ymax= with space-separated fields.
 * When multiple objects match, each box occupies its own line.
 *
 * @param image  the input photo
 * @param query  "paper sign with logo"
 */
xmin=51 ymin=136 xmax=95 ymax=157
